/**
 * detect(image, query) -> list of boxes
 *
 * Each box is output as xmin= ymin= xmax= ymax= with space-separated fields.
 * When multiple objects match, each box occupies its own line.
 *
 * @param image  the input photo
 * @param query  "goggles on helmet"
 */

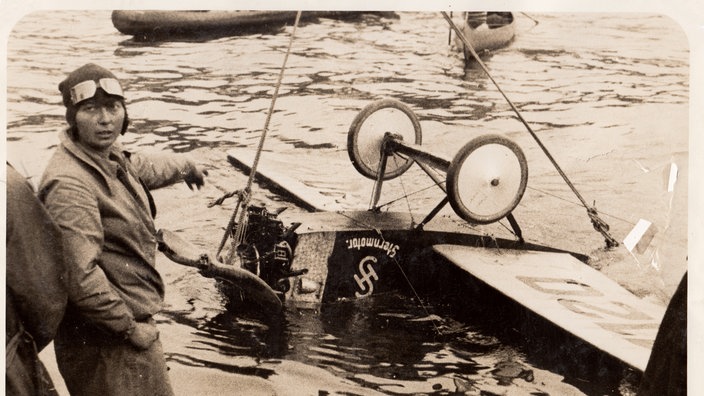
xmin=69 ymin=78 xmax=124 ymax=105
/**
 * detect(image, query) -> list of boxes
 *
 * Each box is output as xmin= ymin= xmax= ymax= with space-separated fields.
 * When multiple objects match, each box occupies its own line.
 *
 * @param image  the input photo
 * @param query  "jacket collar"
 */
xmin=59 ymin=128 xmax=126 ymax=190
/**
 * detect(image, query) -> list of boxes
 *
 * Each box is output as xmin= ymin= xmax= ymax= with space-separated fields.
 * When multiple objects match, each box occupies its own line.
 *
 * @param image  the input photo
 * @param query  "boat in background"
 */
xmin=452 ymin=12 xmax=516 ymax=64
xmin=111 ymin=10 xmax=398 ymax=39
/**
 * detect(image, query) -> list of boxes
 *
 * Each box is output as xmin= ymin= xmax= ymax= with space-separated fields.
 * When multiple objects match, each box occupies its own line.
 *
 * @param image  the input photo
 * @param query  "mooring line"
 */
xmin=441 ymin=11 xmax=618 ymax=248
xmin=217 ymin=11 xmax=303 ymax=259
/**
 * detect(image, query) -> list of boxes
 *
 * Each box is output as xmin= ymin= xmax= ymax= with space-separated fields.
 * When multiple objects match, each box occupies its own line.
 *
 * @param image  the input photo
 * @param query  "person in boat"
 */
xmin=464 ymin=11 xmax=486 ymax=29
xmin=486 ymin=12 xmax=513 ymax=28
xmin=6 ymin=163 xmax=69 ymax=396
xmin=38 ymin=63 xmax=208 ymax=396
xmin=463 ymin=11 xmax=513 ymax=29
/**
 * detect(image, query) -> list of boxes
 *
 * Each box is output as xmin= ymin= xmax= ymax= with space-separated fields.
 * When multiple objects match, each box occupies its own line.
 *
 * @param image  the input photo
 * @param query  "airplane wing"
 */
xmin=433 ymin=244 xmax=666 ymax=372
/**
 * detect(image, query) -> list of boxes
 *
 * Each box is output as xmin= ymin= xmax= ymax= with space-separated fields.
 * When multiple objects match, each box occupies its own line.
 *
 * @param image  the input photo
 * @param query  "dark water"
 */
xmin=6 ymin=10 xmax=689 ymax=395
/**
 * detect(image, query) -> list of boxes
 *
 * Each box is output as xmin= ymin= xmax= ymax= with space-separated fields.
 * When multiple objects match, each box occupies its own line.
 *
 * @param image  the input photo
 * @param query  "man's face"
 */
xmin=74 ymin=90 xmax=125 ymax=154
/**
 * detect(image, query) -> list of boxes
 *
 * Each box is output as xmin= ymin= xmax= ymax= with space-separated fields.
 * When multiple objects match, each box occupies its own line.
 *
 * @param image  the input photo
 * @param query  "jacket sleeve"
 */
xmin=128 ymin=151 xmax=197 ymax=190
xmin=39 ymin=177 xmax=135 ymax=335
xmin=6 ymin=167 xmax=69 ymax=350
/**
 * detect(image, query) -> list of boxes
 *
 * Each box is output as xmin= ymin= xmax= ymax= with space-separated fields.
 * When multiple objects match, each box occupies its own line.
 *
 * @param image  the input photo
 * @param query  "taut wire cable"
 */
xmin=441 ymin=11 xmax=618 ymax=248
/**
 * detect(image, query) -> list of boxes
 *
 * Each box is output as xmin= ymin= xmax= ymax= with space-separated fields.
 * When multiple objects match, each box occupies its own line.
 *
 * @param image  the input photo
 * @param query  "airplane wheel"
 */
xmin=347 ymin=98 xmax=422 ymax=180
xmin=447 ymin=134 xmax=528 ymax=224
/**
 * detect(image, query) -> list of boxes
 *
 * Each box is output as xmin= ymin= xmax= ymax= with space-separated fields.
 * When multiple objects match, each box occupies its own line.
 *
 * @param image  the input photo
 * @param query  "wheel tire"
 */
xmin=347 ymin=98 xmax=422 ymax=181
xmin=446 ymin=134 xmax=528 ymax=224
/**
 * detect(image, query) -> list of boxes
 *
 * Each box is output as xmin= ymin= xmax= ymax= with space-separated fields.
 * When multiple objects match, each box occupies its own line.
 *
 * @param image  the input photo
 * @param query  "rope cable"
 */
xmin=217 ymin=11 xmax=303 ymax=259
xmin=441 ymin=11 xmax=618 ymax=248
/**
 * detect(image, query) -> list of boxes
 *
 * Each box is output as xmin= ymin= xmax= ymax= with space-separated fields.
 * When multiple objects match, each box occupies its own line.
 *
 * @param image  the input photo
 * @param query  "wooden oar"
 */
xmin=156 ymin=229 xmax=283 ymax=315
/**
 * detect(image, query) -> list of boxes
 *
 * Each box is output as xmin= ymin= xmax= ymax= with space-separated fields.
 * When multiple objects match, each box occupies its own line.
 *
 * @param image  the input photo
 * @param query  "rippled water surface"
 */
xmin=6 ymin=10 xmax=689 ymax=395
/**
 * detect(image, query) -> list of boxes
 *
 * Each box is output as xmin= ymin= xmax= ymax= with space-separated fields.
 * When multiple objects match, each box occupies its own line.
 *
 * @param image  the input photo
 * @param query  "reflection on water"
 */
xmin=164 ymin=292 xmax=505 ymax=394
xmin=7 ymin=10 xmax=688 ymax=396
xmin=161 ymin=274 xmax=638 ymax=395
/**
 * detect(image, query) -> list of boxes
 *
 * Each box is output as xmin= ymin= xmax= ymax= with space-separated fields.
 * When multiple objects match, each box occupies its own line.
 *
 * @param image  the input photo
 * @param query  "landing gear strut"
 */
xmin=347 ymin=98 xmax=528 ymax=234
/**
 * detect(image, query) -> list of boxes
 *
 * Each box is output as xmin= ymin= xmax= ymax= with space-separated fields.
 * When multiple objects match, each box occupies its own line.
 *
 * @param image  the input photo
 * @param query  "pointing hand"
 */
xmin=185 ymin=165 xmax=209 ymax=190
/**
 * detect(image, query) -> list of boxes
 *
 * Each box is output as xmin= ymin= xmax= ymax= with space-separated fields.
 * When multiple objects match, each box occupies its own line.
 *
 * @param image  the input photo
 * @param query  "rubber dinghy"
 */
xmin=223 ymin=98 xmax=665 ymax=374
